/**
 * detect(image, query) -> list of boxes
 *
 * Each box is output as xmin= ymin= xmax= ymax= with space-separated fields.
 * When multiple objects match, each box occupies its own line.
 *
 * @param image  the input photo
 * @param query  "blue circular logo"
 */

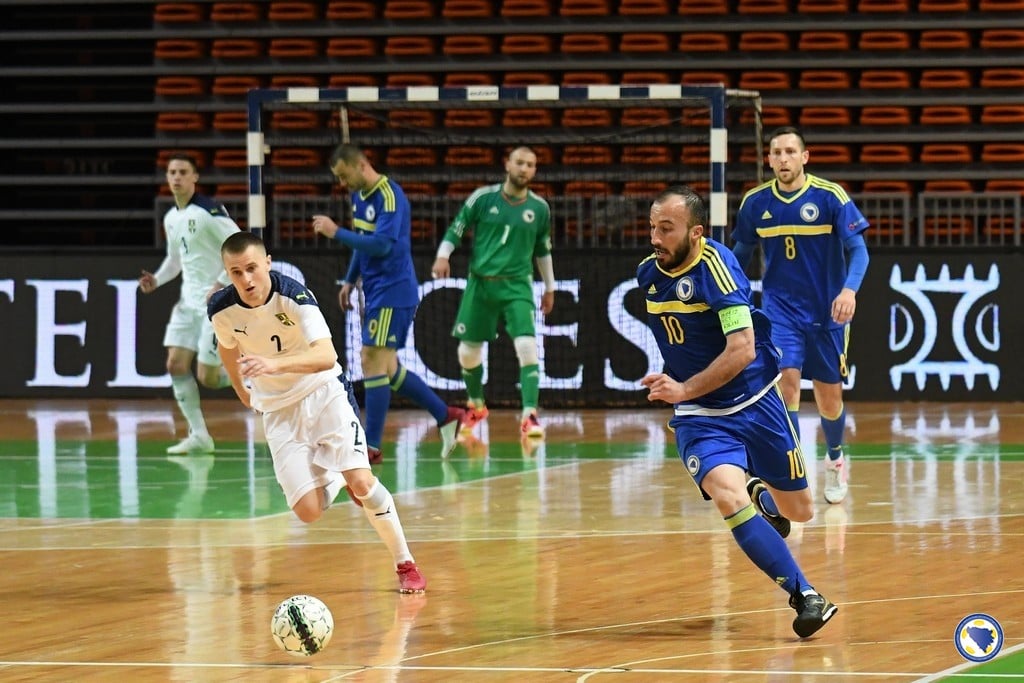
xmin=954 ymin=613 xmax=1003 ymax=662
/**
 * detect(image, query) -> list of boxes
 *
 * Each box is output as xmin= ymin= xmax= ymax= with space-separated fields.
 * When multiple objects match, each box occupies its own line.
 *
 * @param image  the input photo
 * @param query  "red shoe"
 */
xmin=459 ymin=404 xmax=489 ymax=436
xmin=520 ymin=411 xmax=544 ymax=438
xmin=368 ymin=446 xmax=383 ymax=465
xmin=396 ymin=561 xmax=426 ymax=593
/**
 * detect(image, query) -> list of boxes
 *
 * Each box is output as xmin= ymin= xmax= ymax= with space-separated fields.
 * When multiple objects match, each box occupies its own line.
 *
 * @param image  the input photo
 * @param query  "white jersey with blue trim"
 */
xmin=162 ymin=193 xmax=240 ymax=308
xmin=208 ymin=272 xmax=343 ymax=413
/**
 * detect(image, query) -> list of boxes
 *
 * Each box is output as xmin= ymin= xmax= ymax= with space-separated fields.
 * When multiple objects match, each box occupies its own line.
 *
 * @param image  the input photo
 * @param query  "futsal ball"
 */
xmin=270 ymin=595 xmax=334 ymax=657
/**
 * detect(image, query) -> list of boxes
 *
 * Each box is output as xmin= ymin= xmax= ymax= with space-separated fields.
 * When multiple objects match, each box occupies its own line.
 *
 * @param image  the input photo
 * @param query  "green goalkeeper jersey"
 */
xmin=442 ymin=183 xmax=552 ymax=279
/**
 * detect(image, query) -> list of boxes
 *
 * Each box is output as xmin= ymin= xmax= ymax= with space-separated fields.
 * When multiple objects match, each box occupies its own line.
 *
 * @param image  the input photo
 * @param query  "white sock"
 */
xmin=171 ymin=374 xmax=208 ymax=437
xmin=358 ymin=480 xmax=413 ymax=566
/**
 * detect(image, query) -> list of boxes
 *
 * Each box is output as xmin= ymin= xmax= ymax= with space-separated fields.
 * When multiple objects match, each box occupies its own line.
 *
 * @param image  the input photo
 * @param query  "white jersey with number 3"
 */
xmin=162 ymin=194 xmax=240 ymax=307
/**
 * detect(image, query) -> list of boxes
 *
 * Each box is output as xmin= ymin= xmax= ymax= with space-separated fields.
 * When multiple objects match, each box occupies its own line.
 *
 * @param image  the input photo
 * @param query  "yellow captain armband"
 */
xmin=718 ymin=305 xmax=752 ymax=334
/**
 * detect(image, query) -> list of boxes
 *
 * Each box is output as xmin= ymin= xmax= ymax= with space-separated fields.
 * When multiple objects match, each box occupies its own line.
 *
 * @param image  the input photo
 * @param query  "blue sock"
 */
xmin=727 ymin=504 xmax=809 ymax=595
xmin=821 ymin=406 xmax=846 ymax=460
xmin=788 ymin=409 xmax=801 ymax=440
xmin=363 ymin=374 xmax=391 ymax=448
xmin=756 ymin=486 xmax=781 ymax=518
xmin=390 ymin=364 xmax=447 ymax=424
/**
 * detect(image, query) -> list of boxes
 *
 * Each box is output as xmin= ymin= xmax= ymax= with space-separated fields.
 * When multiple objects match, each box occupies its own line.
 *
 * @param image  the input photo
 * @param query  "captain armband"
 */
xmin=718 ymin=305 xmax=752 ymax=334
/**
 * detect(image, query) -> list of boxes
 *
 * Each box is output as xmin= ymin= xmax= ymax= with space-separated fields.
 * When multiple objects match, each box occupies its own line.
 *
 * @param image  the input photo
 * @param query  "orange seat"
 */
xmin=621 ymin=108 xmax=672 ymax=126
xmin=562 ymin=72 xmax=613 ymax=85
xmin=980 ymin=105 xmax=1024 ymax=124
xmin=682 ymin=71 xmax=732 ymax=86
xmin=797 ymin=0 xmax=848 ymax=11
xmin=503 ymin=109 xmax=554 ymax=127
xmin=561 ymin=34 xmax=613 ymax=52
xmin=562 ymin=145 xmax=614 ymax=164
xmin=560 ymin=0 xmax=612 ymax=14
xmin=156 ymin=112 xmax=206 ymax=131
xmin=920 ymin=144 xmax=973 ymax=163
xmin=401 ymin=182 xmax=438 ymax=196
xmin=620 ymin=33 xmax=672 ymax=52
xmin=155 ymin=76 xmax=205 ymax=97
xmin=981 ymin=68 xmax=1024 ymax=88
xmin=681 ymin=145 xmax=710 ymax=164
xmin=623 ymin=181 xmax=668 ymax=196
xmin=622 ymin=145 xmax=672 ymax=164
xmin=561 ymin=108 xmax=613 ymax=126
xmin=620 ymin=0 xmax=671 ymax=12
xmin=678 ymin=0 xmax=729 ymax=12
xmin=501 ymin=35 xmax=554 ymax=54
xmin=739 ymin=71 xmax=792 ymax=90
xmin=268 ymin=38 xmax=319 ymax=58
xmin=215 ymin=183 xmax=250 ymax=196
xmin=622 ymin=71 xmax=672 ymax=84
xmin=270 ymin=149 xmax=321 ymax=167
xmin=443 ymin=0 xmax=493 ymax=15
xmin=982 ymin=143 xmax=1024 ymax=162
xmin=268 ymin=2 xmax=319 ymax=20
xmin=329 ymin=74 xmax=378 ymax=88
xmin=212 ymin=112 xmax=248 ymax=131
xmin=923 ymin=180 xmax=974 ymax=192
xmin=980 ymin=29 xmax=1024 ymax=48
xmin=739 ymin=32 xmax=791 ymax=51
xmin=528 ymin=146 xmax=556 ymax=165
xmin=857 ymin=0 xmax=908 ymax=9
xmin=985 ymin=179 xmax=1024 ymax=194
xmin=384 ymin=36 xmax=435 ymax=56
xmin=444 ymin=73 xmax=492 ymax=86
xmin=799 ymin=31 xmax=850 ymax=51
xmin=154 ymin=39 xmax=205 ymax=59
xmin=859 ymin=106 xmax=912 ymax=126
xmin=983 ymin=216 xmax=1020 ymax=239
xmin=326 ymin=1 xmax=375 ymax=19
xmin=387 ymin=147 xmax=438 ymax=166
xmin=918 ymin=0 xmax=968 ymax=10
xmin=155 ymin=3 xmax=205 ymax=22
xmin=860 ymin=145 xmax=913 ymax=163
xmin=211 ymin=39 xmax=262 ymax=59
xmin=679 ymin=32 xmax=731 ymax=51
xmin=388 ymin=110 xmax=438 ymax=128
xmin=384 ymin=73 xmax=435 ymax=87
xmin=269 ymin=75 xmax=319 ymax=89
xmin=326 ymin=38 xmax=377 ymax=57
xmin=862 ymin=180 xmax=912 ymax=193
xmin=800 ymin=106 xmax=851 ymax=126
xmin=503 ymin=72 xmax=555 ymax=85
xmin=919 ymin=69 xmax=973 ymax=89
xmin=799 ymin=71 xmax=852 ymax=89
xmin=810 ymin=144 xmax=852 ymax=163
xmin=564 ymin=181 xmax=613 ymax=196
xmin=384 ymin=0 xmax=434 ymax=18
xmin=859 ymin=70 xmax=912 ymax=89
xmin=443 ymin=35 xmax=495 ymax=55
xmin=980 ymin=0 xmax=1024 ymax=8
xmin=210 ymin=3 xmax=262 ymax=21
xmin=446 ymin=181 xmax=479 ymax=197
xmin=920 ymin=106 xmax=972 ymax=125
xmin=500 ymin=0 xmax=551 ymax=14
xmin=445 ymin=146 xmax=496 ymax=166
xmin=156 ymin=149 xmax=208 ymax=169
xmin=923 ymin=217 xmax=973 ymax=241
xmin=859 ymin=30 xmax=911 ymax=50
xmin=270 ymin=111 xmax=321 ymax=130
xmin=444 ymin=109 xmax=496 ymax=127
xmin=739 ymin=106 xmax=792 ymax=126
xmin=737 ymin=0 xmax=789 ymax=12
xmin=212 ymin=76 xmax=262 ymax=95
xmin=919 ymin=30 xmax=972 ymax=49
xmin=214 ymin=149 xmax=248 ymax=168
xmin=868 ymin=216 xmax=906 ymax=242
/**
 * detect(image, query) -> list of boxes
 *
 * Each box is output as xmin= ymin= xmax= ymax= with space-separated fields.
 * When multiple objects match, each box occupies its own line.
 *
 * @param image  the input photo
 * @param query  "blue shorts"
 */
xmin=670 ymin=386 xmax=808 ymax=496
xmin=772 ymin=320 xmax=850 ymax=384
xmin=361 ymin=305 xmax=415 ymax=349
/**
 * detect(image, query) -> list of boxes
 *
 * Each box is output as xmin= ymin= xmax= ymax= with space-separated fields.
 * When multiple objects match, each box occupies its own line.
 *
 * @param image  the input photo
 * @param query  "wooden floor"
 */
xmin=1 ymin=399 xmax=1022 ymax=682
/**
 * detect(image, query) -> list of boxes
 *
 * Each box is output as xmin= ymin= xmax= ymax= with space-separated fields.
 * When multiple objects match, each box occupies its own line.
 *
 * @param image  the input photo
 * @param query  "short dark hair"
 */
xmin=329 ymin=143 xmax=365 ymax=167
xmin=166 ymin=153 xmax=200 ymax=173
xmin=767 ymin=126 xmax=806 ymax=150
xmin=221 ymin=230 xmax=264 ymax=255
xmin=652 ymin=184 xmax=709 ymax=228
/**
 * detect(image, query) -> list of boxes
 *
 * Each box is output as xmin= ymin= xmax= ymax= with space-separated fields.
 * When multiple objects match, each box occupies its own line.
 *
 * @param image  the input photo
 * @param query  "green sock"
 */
xmin=461 ymin=364 xmax=485 ymax=407
xmin=520 ymin=363 xmax=540 ymax=413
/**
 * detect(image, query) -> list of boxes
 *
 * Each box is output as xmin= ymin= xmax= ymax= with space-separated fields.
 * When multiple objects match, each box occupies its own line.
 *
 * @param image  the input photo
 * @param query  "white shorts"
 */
xmin=163 ymin=301 xmax=221 ymax=367
xmin=262 ymin=379 xmax=371 ymax=509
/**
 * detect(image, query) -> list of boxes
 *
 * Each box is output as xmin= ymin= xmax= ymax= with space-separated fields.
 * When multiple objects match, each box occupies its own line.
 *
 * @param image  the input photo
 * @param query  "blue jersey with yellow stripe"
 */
xmin=350 ymin=175 xmax=419 ymax=309
xmin=638 ymin=237 xmax=781 ymax=411
xmin=733 ymin=173 xmax=869 ymax=329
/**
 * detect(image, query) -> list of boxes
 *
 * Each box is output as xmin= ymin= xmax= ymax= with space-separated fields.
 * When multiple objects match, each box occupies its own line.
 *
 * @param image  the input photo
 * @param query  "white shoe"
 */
xmin=167 ymin=432 xmax=215 ymax=454
xmin=823 ymin=453 xmax=849 ymax=504
xmin=438 ymin=407 xmax=465 ymax=459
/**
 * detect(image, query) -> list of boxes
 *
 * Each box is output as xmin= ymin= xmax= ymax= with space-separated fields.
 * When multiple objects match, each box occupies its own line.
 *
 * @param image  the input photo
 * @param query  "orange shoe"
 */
xmin=520 ymin=411 xmax=544 ymax=438
xmin=460 ymin=404 xmax=489 ymax=435
xmin=396 ymin=561 xmax=426 ymax=593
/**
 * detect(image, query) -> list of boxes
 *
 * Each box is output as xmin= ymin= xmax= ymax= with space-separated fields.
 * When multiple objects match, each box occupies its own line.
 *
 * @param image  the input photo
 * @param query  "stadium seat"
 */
xmin=442 ymin=0 xmax=493 ymax=16
xmin=562 ymin=72 xmax=613 ymax=84
xmin=270 ymin=148 xmax=321 ymax=167
xmin=923 ymin=179 xmax=974 ymax=192
xmin=859 ymin=106 xmax=912 ymax=125
xmin=559 ymin=0 xmax=612 ymax=14
xmin=212 ymin=112 xmax=248 ymax=131
xmin=620 ymin=33 xmax=672 ymax=52
xmin=621 ymin=108 xmax=672 ymax=126
xmin=681 ymin=145 xmax=710 ymax=164
xmin=503 ymin=72 xmax=554 ymax=85
xmin=623 ymin=181 xmax=668 ymax=198
xmin=501 ymin=35 xmax=554 ymax=54
xmin=270 ymin=111 xmax=321 ymax=130
xmin=620 ymin=0 xmax=671 ymax=13
xmin=737 ymin=0 xmax=789 ymax=12
xmin=155 ymin=76 xmax=205 ymax=97
xmin=800 ymin=106 xmax=851 ymax=126
xmin=268 ymin=38 xmax=319 ymax=58
xmin=445 ymin=146 xmax=495 ymax=165
xmin=443 ymin=35 xmax=495 ymax=55
xmin=985 ymin=179 xmax=1024 ymax=194
xmin=982 ymin=143 xmax=1024 ymax=162
xmin=388 ymin=110 xmax=438 ymax=128
xmin=678 ymin=0 xmax=729 ymax=11
xmin=561 ymin=108 xmax=613 ymax=126
xmin=503 ymin=109 xmax=554 ymax=126
xmin=445 ymin=181 xmax=479 ymax=197
xmin=529 ymin=146 xmax=556 ymax=164
xmin=326 ymin=1 xmax=375 ymax=19
xmin=858 ymin=30 xmax=911 ymax=50
xmin=444 ymin=73 xmax=493 ymax=86
xmin=679 ymin=33 xmax=731 ymax=51
xmin=329 ymin=74 xmax=378 ymax=88
xmin=157 ymin=149 xmax=208 ymax=169
xmin=810 ymin=144 xmax=852 ymax=163
xmin=154 ymin=3 xmax=205 ymax=22
xmin=621 ymin=145 xmax=673 ymax=164
xmin=919 ymin=69 xmax=973 ymax=88
xmin=859 ymin=70 xmax=912 ymax=89
xmin=919 ymin=30 xmax=971 ymax=49
xmin=739 ymin=32 xmax=791 ymax=51
xmin=799 ymin=71 xmax=852 ymax=89
xmin=384 ymin=37 xmax=435 ymax=56
xmin=860 ymin=144 xmax=912 ymax=163
xmin=210 ymin=3 xmax=262 ymax=21
xmin=862 ymin=180 xmax=912 ymax=193
xmin=622 ymin=71 xmax=672 ymax=84
xmin=156 ymin=112 xmax=206 ymax=131
xmin=981 ymin=68 xmax=1024 ymax=88
xmin=917 ymin=0 xmax=968 ymax=10
xmin=682 ymin=71 xmax=732 ymax=86
xmin=154 ymin=39 xmax=205 ymax=59
xmin=739 ymin=71 xmax=792 ymax=90
xmin=564 ymin=181 xmax=613 ymax=196
xmin=562 ymin=145 xmax=614 ymax=164
xmin=269 ymin=75 xmax=319 ymax=88
xmin=798 ymin=31 xmax=851 ymax=51
xmin=981 ymin=104 xmax=1024 ymax=124
xmin=334 ymin=108 xmax=378 ymax=130
xmin=738 ymin=105 xmax=791 ymax=125
xmin=215 ymin=183 xmax=250 ymax=196
xmin=385 ymin=73 xmax=435 ymax=87
xmin=980 ymin=29 xmax=1024 ymax=48
xmin=326 ymin=38 xmax=377 ymax=57
xmin=919 ymin=144 xmax=973 ymax=163
xmin=501 ymin=0 xmax=552 ymax=15
xmin=982 ymin=216 xmax=1020 ymax=240
xmin=214 ymin=149 xmax=248 ymax=169
xmin=868 ymin=217 xmax=906 ymax=243
xmin=857 ymin=0 xmax=909 ymax=9
xmin=268 ymin=2 xmax=319 ymax=20
xmin=560 ymin=34 xmax=613 ymax=53
xmin=211 ymin=39 xmax=262 ymax=59
xmin=923 ymin=217 xmax=973 ymax=242
xmin=980 ymin=0 xmax=1024 ymax=9
xmin=212 ymin=76 xmax=262 ymax=95
xmin=401 ymin=182 xmax=437 ymax=196
xmin=797 ymin=0 xmax=848 ymax=11
xmin=387 ymin=147 xmax=438 ymax=166
xmin=384 ymin=0 xmax=435 ymax=18
xmin=444 ymin=109 xmax=496 ymax=127
xmin=920 ymin=106 xmax=972 ymax=125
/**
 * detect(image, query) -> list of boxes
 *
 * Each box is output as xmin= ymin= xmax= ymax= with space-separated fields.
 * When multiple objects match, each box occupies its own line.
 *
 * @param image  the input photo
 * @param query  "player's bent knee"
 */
xmin=776 ymin=490 xmax=815 ymax=523
xmin=457 ymin=341 xmax=483 ymax=369
xmin=513 ymin=336 xmax=538 ymax=367
xmin=342 ymin=468 xmax=375 ymax=499
xmin=292 ymin=494 xmax=324 ymax=524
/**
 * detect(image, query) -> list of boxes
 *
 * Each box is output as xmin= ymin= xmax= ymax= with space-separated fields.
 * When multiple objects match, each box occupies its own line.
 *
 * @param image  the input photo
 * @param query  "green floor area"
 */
xmin=939 ymin=648 xmax=1024 ymax=681
xmin=0 ymin=438 xmax=1020 ymax=521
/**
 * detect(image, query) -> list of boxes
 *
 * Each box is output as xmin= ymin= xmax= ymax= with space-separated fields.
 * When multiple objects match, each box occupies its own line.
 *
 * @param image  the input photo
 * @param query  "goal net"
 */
xmin=239 ymin=83 xmax=762 ymax=408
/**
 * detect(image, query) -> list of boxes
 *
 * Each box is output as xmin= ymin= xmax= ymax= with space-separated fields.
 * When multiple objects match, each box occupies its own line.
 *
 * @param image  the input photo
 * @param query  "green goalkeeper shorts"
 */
xmin=452 ymin=275 xmax=536 ymax=342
